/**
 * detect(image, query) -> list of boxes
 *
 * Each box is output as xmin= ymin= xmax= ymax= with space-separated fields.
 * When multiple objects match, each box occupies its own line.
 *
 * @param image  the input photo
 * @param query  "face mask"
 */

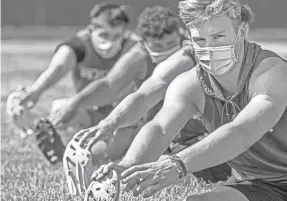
xmin=193 ymin=34 xmax=241 ymax=75
xmin=143 ymin=42 xmax=181 ymax=64
xmin=91 ymin=31 xmax=123 ymax=59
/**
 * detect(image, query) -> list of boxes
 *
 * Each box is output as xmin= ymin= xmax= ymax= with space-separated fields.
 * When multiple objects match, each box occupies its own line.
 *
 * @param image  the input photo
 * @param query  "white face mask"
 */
xmin=143 ymin=42 xmax=181 ymax=64
xmin=193 ymin=32 xmax=242 ymax=75
xmin=91 ymin=31 xmax=123 ymax=59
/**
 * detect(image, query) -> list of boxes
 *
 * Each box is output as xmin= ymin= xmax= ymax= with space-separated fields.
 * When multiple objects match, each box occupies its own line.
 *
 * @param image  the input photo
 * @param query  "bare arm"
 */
xmin=70 ymin=44 xmax=146 ymax=109
xmin=31 ymin=44 xmax=79 ymax=94
xmin=176 ymin=57 xmax=287 ymax=173
xmin=103 ymin=47 xmax=195 ymax=128
xmin=118 ymin=69 xmax=202 ymax=167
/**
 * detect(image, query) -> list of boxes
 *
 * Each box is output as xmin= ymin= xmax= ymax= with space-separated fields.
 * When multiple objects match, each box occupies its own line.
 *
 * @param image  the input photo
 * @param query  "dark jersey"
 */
xmin=55 ymin=28 xmax=139 ymax=93
xmin=198 ymin=41 xmax=287 ymax=182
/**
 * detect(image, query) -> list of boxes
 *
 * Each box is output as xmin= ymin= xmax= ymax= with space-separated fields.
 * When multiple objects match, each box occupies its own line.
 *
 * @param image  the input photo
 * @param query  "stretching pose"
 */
xmin=63 ymin=6 xmax=232 ymax=198
xmin=94 ymin=1 xmax=287 ymax=201
xmin=6 ymin=2 xmax=139 ymax=164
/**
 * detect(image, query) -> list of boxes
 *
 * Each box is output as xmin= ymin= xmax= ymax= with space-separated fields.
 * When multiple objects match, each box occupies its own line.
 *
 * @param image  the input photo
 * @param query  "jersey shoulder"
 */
xmin=76 ymin=27 xmax=91 ymax=42
xmin=54 ymin=28 xmax=88 ymax=62
xmin=120 ymin=30 xmax=142 ymax=54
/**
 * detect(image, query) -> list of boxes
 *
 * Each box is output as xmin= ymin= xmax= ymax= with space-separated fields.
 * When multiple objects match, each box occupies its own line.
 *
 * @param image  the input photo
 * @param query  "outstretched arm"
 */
xmin=118 ymin=69 xmax=201 ymax=167
xmin=19 ymin=37 xmax=83 ymax=106
xmin=69 ymin=44 xmax=146 ymax=109
xmin=176 ymin=57 xmax=287 ymax=173
xmin=103 ymin=47 xmax=194 ymax=128
xmin=94 ymin=58 xmax=287 ymax=199
xmin=32 ymin=35 xmax=86 ymax=94
xmin=31 ymin=45 xmax=77 ymax=94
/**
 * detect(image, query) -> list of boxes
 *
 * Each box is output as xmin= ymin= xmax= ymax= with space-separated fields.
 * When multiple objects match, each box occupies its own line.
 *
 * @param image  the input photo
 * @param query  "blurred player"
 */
xmin=10 ymin=5 xmax=191 ymax=166
xmin=7 ymin=2 xmax=138 ymax=164
xmin=18 ymin=2 xmax=137 ymax=127
xmin=50 ymin=6 xmax=190 ymax=127
xmin=93 ymin=1 xmax=287 ymax=201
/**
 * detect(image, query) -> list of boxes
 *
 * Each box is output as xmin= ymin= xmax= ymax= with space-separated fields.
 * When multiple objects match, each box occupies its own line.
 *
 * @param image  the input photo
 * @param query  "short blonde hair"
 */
xmin=178 ymin=0 xmax=254 ymax=30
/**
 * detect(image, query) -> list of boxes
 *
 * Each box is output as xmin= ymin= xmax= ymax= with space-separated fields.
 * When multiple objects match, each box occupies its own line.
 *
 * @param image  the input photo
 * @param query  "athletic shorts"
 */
xmin=86 ymin=105 xmax=114 ymax=126
xmin=226 ymin=180 xmax=287 ymax=201
xmin=86 ymin=105 xmax=143 ymax=130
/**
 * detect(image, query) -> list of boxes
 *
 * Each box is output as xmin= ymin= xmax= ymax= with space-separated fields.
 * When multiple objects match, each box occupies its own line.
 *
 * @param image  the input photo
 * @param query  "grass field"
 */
xmin=1 ymin=35 xmax=217 ymax=201
xmin=1 ymin=27 xmax=287 ymax=201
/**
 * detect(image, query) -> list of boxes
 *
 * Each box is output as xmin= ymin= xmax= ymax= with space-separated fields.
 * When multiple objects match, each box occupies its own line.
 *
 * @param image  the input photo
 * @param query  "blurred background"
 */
xmin=2 ymin=0 xmax=287 ymax=28
xmin=2 ymin=0 xmax=287 ymax=58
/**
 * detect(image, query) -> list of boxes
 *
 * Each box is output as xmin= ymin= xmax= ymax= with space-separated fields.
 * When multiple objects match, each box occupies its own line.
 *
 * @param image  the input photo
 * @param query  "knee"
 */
xmin=185 ymin=194 xmax=205 ymax=201
xmin=90 ymin=139 xmax=124 ymax=161
xmin=185 ymin=189 xmax=220 ymax=201
xmin=91 ymin=141 xmax=108 ymax=157
xmin=91 ymin=126 xmax=137 ymax=161
xmin=90 ymin=141 xmax=110 ymax=167
xmin=186 ymin=186 xmax=248 ymax=201
xmin=185 ymin=192 xmax=216 ymax=201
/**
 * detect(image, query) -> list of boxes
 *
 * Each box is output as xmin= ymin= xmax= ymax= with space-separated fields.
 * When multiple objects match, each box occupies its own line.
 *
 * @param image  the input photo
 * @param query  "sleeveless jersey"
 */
xmin=195 ymin=40 xmax=287 ymax=183
xmin=56 ymin=28 xmax=139 ymax=93
xmin=54 ymin=28 xmax=141 ymax=112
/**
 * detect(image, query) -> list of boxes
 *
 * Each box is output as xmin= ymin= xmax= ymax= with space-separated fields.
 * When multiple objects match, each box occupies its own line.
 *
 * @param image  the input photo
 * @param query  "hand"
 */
xmin=120 ymin=159 xmax=182 ymax=198
xmin=91 ymin=162 xmax=127 ymax=182
xmin=49 ymin=98 xmax=78 ymax=126
xmin=18 ymin=87 xmax=40 ymax=108
xmin=92 ymin=120 xmax=117 ymax=144
xmin=72 ymin=120 xmax=117 ymax=151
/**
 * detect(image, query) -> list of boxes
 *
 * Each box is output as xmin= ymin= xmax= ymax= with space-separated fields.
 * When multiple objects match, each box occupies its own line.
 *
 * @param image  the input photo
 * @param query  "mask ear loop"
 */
xmin=233 ymin=22 xmax=247 ymax=63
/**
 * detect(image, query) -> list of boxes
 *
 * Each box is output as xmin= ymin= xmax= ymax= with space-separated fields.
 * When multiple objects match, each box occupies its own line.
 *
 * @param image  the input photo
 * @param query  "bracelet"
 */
xmin=169 ymin=155 xmax=187 ymax=179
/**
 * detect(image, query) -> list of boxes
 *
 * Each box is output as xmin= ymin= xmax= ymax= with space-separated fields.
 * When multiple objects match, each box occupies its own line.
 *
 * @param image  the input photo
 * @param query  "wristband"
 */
xmin=169 ymin=155 xmax=187 ymax=179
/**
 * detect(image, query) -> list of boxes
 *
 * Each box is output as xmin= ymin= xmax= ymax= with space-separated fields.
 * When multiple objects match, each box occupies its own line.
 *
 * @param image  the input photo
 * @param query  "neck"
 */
xmin=213 ymin=41 xmax=245 ymax=97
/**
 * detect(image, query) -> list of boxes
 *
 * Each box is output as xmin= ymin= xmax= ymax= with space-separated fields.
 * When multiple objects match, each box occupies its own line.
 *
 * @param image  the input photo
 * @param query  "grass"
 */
xmin=1 ymin=44 xmax=217 ymax=201
xmin=1 ymin=29 xmax=287 ymax=200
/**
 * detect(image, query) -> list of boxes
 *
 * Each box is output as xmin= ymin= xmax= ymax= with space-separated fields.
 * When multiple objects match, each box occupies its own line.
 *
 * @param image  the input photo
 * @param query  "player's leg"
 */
xmin=34 ymin=99 xmax=104 ymax=165
xmin=186 ymin=180 xmax=287 ymax=201
xmin=60 ymin=105 xmax=113 ymax=144
xmin=185 ymin=186 xmax=249 ymax=201
xmin=90 ymin=125 xmax=139 ymax=168
xmin=86 ymin=105 xmax=143 ymax=167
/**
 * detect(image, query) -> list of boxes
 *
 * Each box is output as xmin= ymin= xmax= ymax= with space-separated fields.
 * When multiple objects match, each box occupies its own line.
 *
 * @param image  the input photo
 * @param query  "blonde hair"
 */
xmin=178 ymin=0 xmax=254 ymax=30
